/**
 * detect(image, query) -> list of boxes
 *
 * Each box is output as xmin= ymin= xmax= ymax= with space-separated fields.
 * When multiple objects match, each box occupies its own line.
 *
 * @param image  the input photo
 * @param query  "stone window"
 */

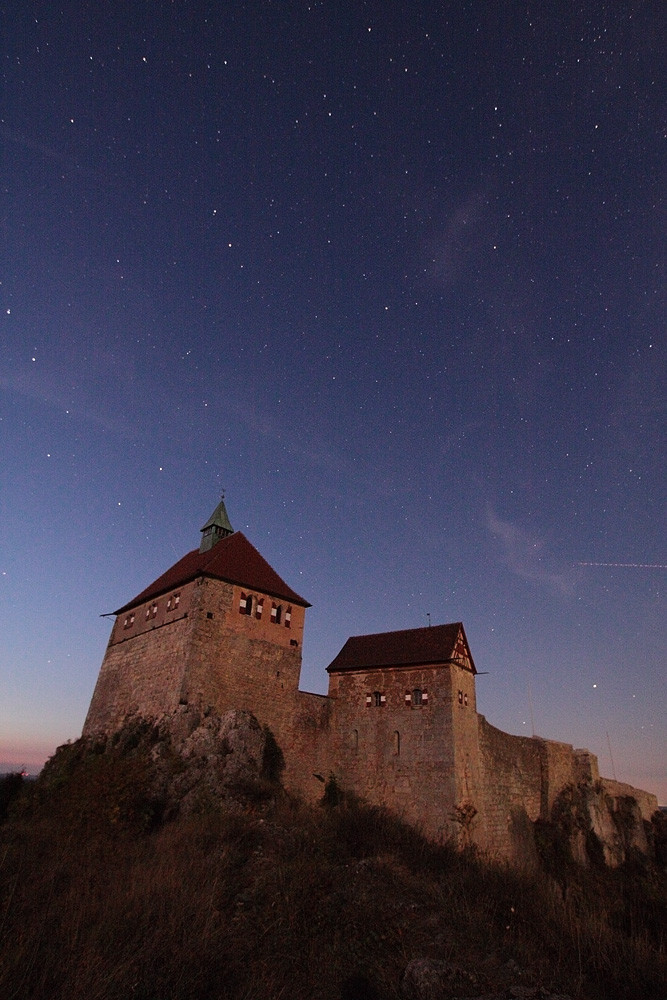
xmin=412 ymin=688 xmax=423 ymax=706
xmin=464 ymin=692 xmax=468 ymax=707
xmin=173 ymin=593 xmax=180 ymax=608
xmin=151 ymin=604 xmax=158 ymax=618
xmin=239 ymin=593 xmax=253 ymax=615
xmin=373 ymin=691 xmax=385 ymax=707
xmin=255 ymin=598 xmax=263 ymax=619
xmin=458 ymin=690 xmax=463 ymax=704
xmin=285 ymin=606 xmax=292 ymax=628
xmin=271 ymin=603 xmax=282 ymax=624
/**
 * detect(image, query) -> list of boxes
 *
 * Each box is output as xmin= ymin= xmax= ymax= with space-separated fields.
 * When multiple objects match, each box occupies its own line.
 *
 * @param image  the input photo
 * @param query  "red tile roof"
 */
xmin=326 ymin=622 xmax=476 ymax=673
xmin=113 ymin=531 xmax=310 ymax=613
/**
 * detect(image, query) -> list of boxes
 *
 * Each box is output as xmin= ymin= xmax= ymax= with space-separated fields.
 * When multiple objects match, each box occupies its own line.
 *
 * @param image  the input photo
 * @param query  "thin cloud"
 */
xmin=486 ymin=506 xmax=573 ymax=595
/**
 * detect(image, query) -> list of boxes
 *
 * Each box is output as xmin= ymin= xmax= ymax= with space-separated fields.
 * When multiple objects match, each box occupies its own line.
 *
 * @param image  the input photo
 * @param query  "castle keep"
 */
xmin=84 ymin=499 xmax=658 ymax=863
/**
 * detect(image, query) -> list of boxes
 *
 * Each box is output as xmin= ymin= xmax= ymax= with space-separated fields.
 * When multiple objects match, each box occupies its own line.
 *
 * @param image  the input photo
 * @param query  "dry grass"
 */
xmin=0 ymin=748 xmax=665 ymax=1000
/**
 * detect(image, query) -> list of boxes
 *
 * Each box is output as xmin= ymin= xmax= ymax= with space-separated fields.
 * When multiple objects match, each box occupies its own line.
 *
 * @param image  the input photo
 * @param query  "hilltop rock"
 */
xmin=149 ymin=705 xmax=271 ymax=814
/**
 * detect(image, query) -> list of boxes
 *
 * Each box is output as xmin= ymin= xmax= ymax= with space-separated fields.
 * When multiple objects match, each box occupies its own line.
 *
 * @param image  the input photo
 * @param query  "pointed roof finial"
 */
xmin=199 ymin=494 xmax=234 ymax=553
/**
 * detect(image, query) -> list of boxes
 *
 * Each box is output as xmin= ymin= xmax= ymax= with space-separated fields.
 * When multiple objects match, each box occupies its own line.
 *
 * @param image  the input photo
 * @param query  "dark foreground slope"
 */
xmin=0 ymin=716 xmax=665 ymax=1000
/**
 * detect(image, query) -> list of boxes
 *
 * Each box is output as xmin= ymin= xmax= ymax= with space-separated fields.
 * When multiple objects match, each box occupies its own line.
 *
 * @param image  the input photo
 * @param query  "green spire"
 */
xmin=199 ymin=494 xmax=234 ymax=553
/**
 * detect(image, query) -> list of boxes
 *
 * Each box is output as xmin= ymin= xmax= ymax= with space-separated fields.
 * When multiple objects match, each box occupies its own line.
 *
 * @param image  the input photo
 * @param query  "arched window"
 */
xmin=271 ymin=603 xmax=282 ymax=624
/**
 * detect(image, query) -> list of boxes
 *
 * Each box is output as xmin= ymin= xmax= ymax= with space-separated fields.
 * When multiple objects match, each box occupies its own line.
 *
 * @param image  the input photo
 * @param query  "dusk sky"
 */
xmin=2 ymin=2 xmax=664 ymax=802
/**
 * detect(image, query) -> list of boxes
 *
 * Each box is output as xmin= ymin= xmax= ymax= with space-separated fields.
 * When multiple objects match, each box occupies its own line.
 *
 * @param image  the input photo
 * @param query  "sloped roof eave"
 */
xmin=109 ymin=532 xmax=310 ymax=615
xmin=325 ymin=622 xmax=477 ymax=675
xmin=326 ymin=656 xmax=472 ymax=674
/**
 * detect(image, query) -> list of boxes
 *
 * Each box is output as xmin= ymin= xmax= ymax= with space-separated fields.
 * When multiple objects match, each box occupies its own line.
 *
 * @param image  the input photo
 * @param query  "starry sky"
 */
xmin=1 ymin=2 xmax=665 ymax=801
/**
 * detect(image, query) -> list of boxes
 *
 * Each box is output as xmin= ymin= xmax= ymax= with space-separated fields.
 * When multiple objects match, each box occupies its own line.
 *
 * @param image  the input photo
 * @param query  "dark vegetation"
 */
xmin=0 ymin=739 xmax=665 ymax=1000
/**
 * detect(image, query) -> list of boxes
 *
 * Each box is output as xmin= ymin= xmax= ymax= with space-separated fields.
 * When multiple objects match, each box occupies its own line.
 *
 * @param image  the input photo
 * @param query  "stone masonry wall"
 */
xmin=476 ymin=715 xmax=545 ymax=861
xmin=282 ymin=691 xmax=334 ymax=802
xmin=327 ymin=664 xmax=466 ymax=841
xmin=83 ymin=578 xmax=200 ymax=735
xmin=181 ymin=578 xmax=306 ymax=751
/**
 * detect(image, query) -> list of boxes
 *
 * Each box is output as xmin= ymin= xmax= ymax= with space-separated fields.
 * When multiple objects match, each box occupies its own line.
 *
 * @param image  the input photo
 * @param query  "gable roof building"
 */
xmin=83 ymin=497 xmax=658 ymax=865
xmin=327 ymin=622 xmax=476 ymax=674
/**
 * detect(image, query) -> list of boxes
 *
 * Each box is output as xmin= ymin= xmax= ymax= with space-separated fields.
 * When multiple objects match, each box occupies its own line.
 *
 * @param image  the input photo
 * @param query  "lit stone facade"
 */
xmin=83 ymin=503 xmax=658 ymax=862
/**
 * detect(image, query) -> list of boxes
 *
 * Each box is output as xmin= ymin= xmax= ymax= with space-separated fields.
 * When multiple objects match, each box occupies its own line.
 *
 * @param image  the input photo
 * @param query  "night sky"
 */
xmin=2 ymin=2 xmax=664 ymax=802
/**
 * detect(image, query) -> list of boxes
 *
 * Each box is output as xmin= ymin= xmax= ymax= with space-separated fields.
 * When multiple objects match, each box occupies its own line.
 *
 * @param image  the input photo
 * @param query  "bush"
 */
xmin=0 ymin=772 xmax=24 ymax=823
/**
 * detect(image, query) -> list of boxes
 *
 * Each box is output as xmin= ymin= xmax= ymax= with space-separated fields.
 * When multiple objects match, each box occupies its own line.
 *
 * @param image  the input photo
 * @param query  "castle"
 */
xmin=84 ymin=498 xmax=658 ymax=863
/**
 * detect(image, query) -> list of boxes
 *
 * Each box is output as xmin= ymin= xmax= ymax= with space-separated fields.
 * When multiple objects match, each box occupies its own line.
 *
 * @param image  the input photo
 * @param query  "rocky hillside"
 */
xmin=1 ymin=709 xmax=665 ymax=1000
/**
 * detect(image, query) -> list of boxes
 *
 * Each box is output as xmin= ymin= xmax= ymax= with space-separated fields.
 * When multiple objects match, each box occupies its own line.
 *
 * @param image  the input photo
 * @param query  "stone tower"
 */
xmin=325 ymin=623 xmax=482 ymax=843
xmin=83 ymin=497 xmax=311 ymax=743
